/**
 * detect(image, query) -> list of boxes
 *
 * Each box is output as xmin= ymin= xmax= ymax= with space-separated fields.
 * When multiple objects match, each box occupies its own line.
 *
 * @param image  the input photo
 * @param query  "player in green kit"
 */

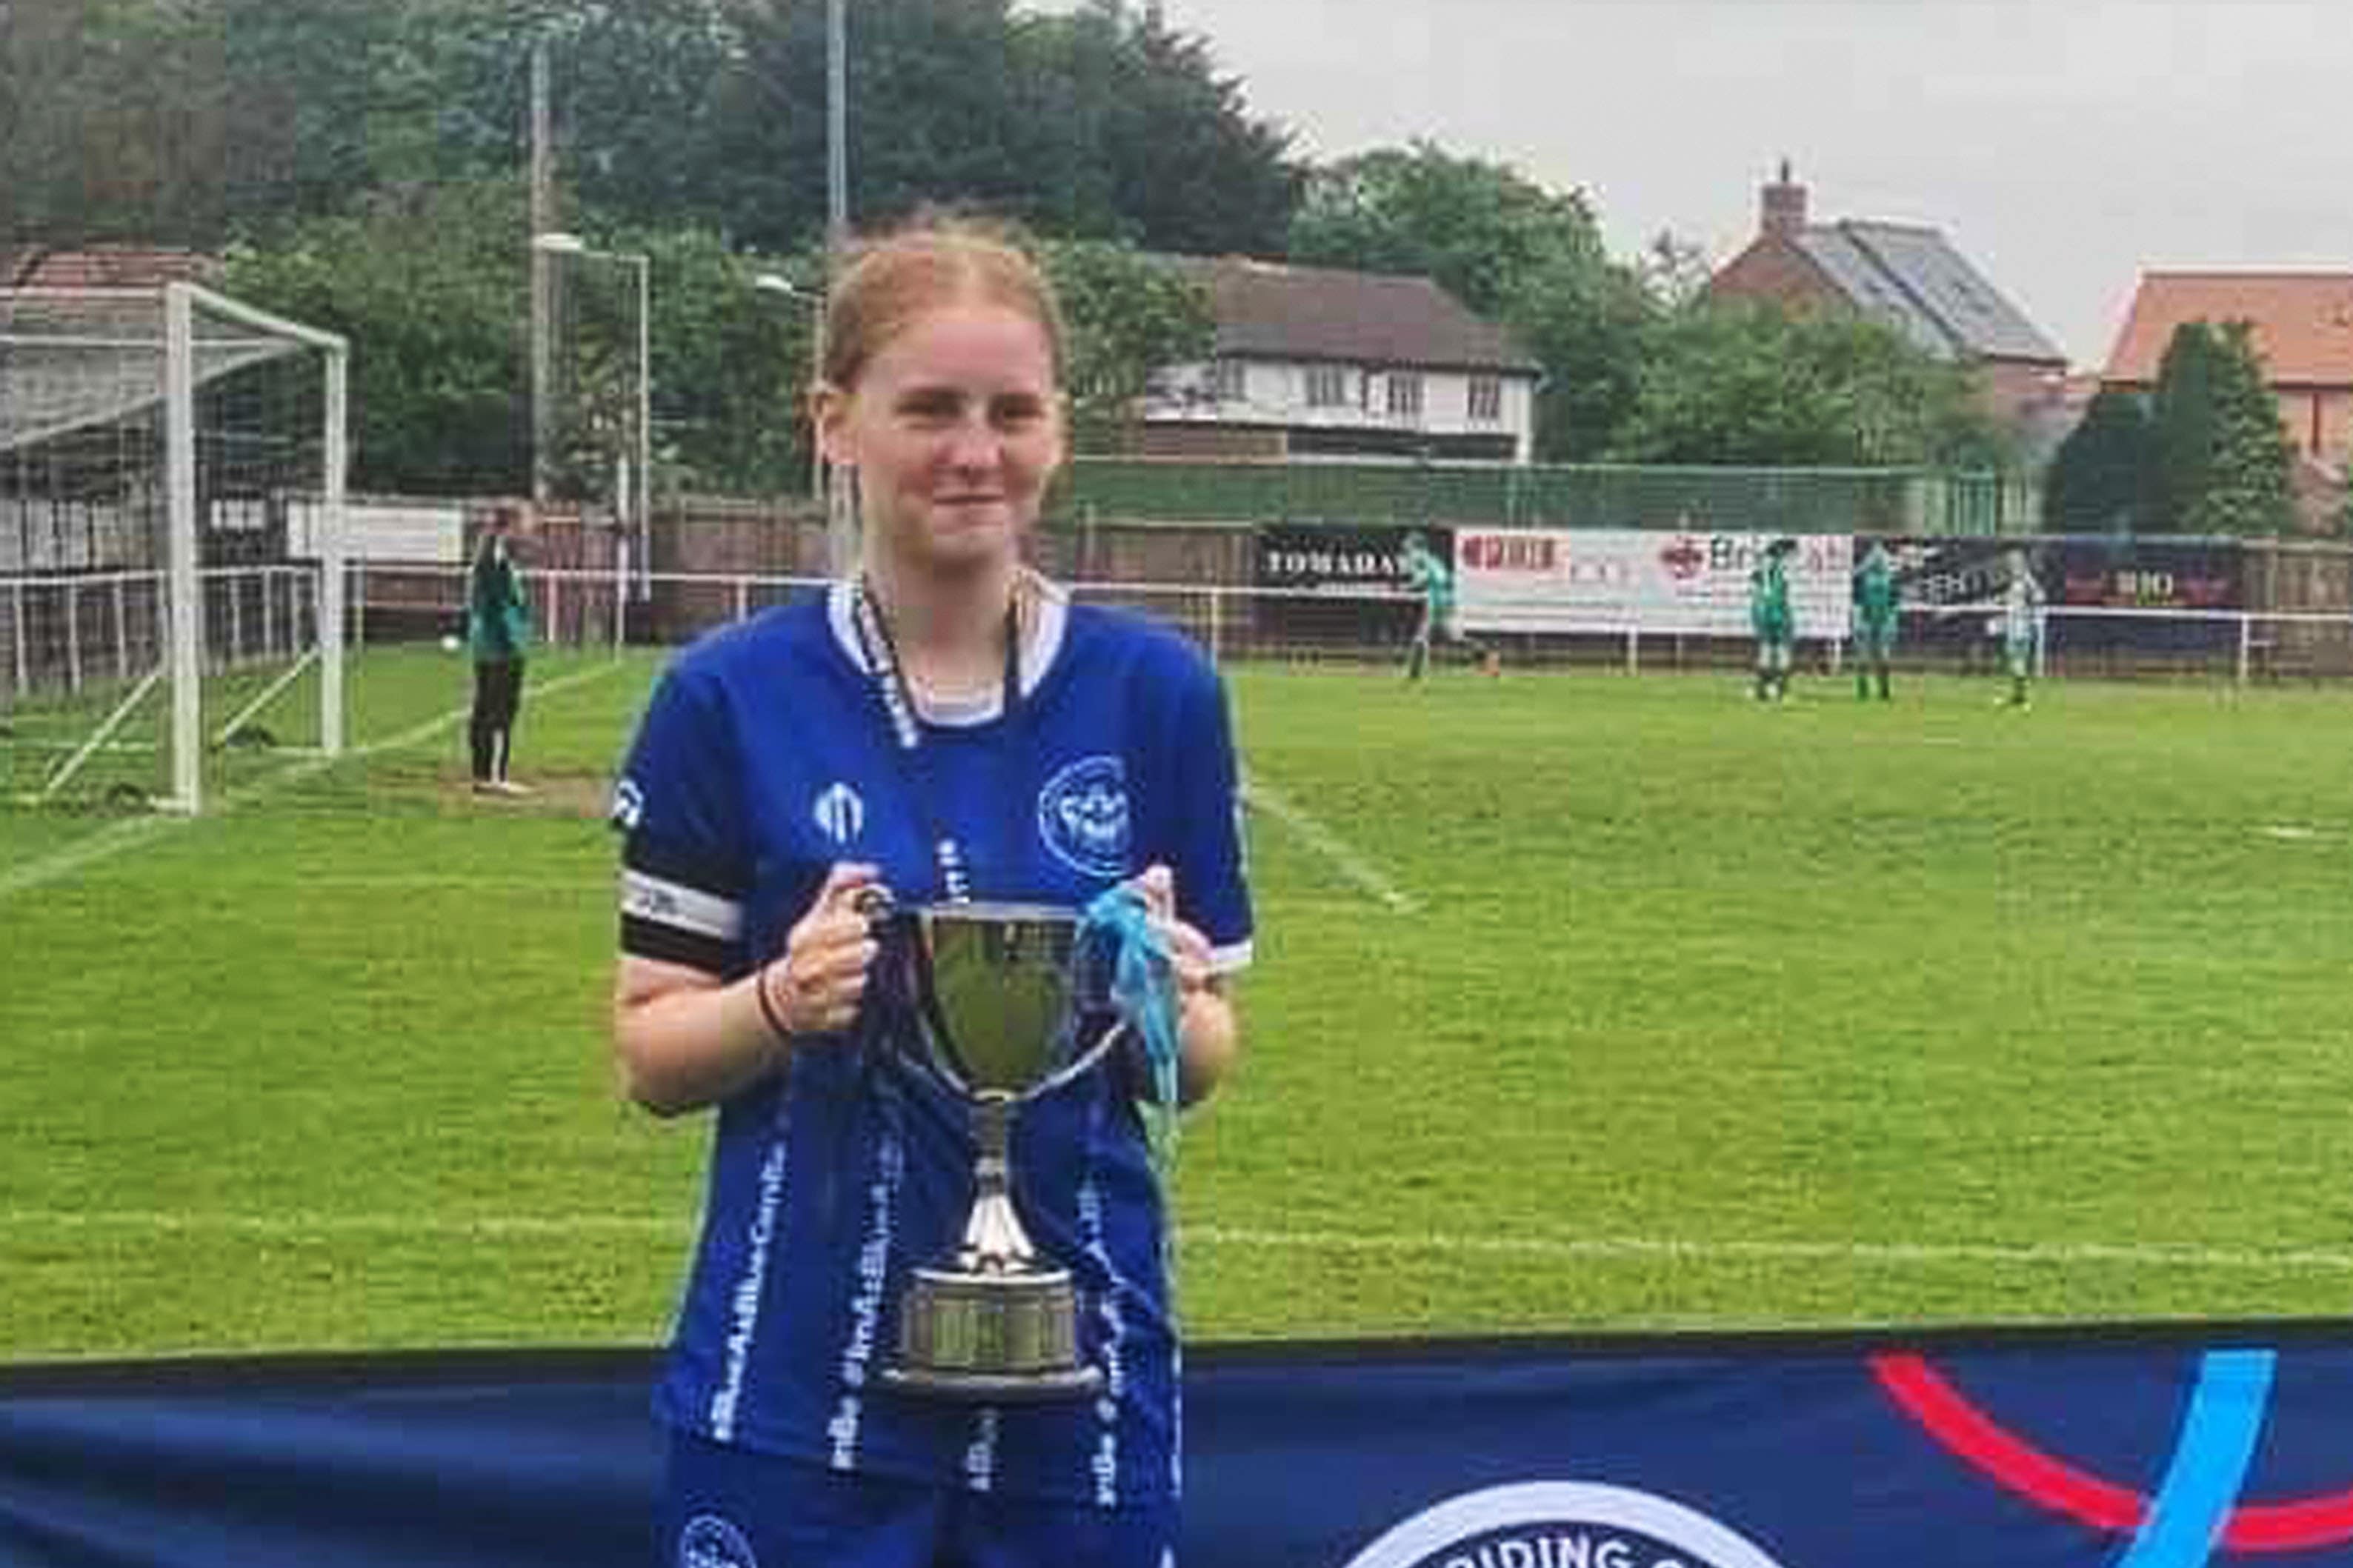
xmin=1748 ymin=536 xmax=1797 ymax=701
xmin=1850 ymin=539 xmax=1898 ymax=701
xmin=1401 ymin=531 xmax=1498 ymax=680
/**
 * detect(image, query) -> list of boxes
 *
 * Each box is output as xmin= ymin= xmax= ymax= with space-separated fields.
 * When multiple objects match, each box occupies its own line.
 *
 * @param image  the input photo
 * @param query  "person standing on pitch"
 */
xmin=2000 ymin=547 xmax=2046 ymax=708
xmin=1851 ymin=539 xmax=1899 ymax=701
xmin=1401 ymin=530 xmax=1498 ymax=680
xmin=466 ymin=503 xmax=532 ymax=795
xmin=606 ymin=218 xmax=1251 ymax=1568
xmin=1748 ymin=536 xmax=1797 ymax=701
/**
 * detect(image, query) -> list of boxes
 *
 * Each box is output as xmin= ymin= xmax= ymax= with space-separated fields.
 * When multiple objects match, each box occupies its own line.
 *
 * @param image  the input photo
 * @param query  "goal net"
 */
xmin=1 ymin=282 xmax=347 ymax=813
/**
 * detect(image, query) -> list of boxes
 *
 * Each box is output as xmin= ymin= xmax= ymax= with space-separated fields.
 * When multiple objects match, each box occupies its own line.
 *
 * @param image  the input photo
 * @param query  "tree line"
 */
xmin=9 ymin=0 xmax=2060 ymax=503
xmin=2043 ymin=321 xmax=2301 ymax=536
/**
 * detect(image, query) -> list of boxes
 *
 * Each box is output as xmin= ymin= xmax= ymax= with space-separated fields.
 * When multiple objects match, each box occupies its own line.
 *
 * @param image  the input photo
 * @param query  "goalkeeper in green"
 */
xmin=1748 ymin=536 xmax=1797 ymax=701
xmin=1850 ymin=540 xmax=1898 ymax=700
xmin=1401 ymin=532 xmax=1497 ymax=680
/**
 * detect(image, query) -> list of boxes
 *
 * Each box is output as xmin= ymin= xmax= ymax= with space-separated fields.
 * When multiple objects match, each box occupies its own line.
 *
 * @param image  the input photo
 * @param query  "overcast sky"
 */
xmin=1045 ymin=0 xmax=2353 ymax=368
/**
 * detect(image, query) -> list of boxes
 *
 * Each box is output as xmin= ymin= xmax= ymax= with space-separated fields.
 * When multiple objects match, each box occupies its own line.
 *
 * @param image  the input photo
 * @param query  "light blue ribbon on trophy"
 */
xmin=1080 ymin=882 xmax=1184 ymax=1164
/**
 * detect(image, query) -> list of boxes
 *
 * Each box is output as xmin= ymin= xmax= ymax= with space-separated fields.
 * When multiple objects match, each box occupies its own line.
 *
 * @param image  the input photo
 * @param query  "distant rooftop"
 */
xmin=1161 ymin=254 xmax=1540 ymax=376
xmin=2104 ymin=270 xmax=2353 ymax=386
xmin=1795 ymin=221 xmax=2064 ymax=364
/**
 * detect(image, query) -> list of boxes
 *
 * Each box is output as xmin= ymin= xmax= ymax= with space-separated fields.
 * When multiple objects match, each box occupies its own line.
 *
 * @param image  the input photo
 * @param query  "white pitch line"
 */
xmin=1240 ymin=770 xmax=1418 ymax=913
xmin=0 ymin=1208 xmax=685 ymax=1242
xmin=0 ymin=660 xmax=628 ymax=902
xmin=10 ymin=1208 xmax=2353 ymax=1278
xmin=1179 ymin=1225 xmax=2353 ymax=1276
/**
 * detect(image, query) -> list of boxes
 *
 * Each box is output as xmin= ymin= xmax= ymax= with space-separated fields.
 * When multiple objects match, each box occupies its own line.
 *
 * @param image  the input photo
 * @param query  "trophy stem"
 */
xmin=959 ymin=1091 xmax=1034 ymax=1272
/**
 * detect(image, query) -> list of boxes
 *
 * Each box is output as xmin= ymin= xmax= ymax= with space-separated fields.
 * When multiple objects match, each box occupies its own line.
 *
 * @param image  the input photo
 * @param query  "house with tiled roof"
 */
xmin=1707 ymin=164 xmax=2069 ymax=430
xmin=1136 ymin=256 xmax=1542 ymax=463
xmin=2103 ymin=271 xmax=2353 ymax=471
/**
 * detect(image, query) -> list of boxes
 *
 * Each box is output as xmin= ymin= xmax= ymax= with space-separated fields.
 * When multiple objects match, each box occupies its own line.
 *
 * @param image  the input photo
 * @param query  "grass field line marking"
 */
xmin=13 ymin=1209 xmax=2353 ymax=1276
xmin=1182 ymin=1224 xmax=2353 ymax=1275
xmin=0 ymin=661 xmax=627 ymax=903
xmin=1239 ymin=769 xmax=1419 ymax=913
xmin=0 ymin=1208 xmax=686 ymax=1241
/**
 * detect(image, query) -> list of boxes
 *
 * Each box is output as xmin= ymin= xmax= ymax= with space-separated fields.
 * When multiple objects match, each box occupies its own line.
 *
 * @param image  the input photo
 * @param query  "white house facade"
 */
xmin=1134 ymin=256 xmax=1542 ymax=464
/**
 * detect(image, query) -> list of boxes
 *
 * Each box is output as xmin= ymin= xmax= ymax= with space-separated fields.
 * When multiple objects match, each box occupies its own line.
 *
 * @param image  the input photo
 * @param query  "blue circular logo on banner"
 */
xmin=1342 ymin=1481 xmax=1789 ymax=1568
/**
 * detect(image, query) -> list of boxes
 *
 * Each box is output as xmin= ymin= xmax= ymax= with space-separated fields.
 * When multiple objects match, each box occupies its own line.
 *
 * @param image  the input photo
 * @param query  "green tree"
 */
xmin=219 ymin=176 xmax=537 ymax=494
xmin=2146 ymin=321 xmax=2222 ymax=533
xmin=2043 ymin=388 xmax=2154 ymax=532
xmin=2146 ymin=319 xmax=2295 ymax=535
xmin=1286 ymin=141 xmax=1656 ymax=460
xmin=1014 ymin=1 xmax=1297 ymax=254
xmin=1288 ymin=141 xmax=1604 ymax=318
xmin=2191 ymin=320 xmax=2294 ymax=536
xmin=1 ymin=0 xmax=230 ymax=262
xmin=1036 ymin=238 xmax=1214 ymax=454
xmin=1611 ymin=298 xmax=2001 ymax=468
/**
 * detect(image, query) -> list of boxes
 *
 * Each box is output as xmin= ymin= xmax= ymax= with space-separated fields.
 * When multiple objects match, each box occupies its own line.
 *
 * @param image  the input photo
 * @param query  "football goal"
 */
xmin=0 ymin=281 xmax=348 ymax=814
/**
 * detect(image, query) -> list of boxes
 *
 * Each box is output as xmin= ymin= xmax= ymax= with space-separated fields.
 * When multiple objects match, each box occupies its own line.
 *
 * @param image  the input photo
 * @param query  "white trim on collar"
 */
xmin=826 ymin=573 xmax=1068 ymax=727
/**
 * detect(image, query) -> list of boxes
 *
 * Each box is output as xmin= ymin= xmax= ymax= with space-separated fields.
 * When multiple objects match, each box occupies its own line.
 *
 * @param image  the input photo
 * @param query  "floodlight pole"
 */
xmin=753 ymin=273 xmax=825 ymax=506
xmin=533 ymin=231 xmax=650 ymax=650
xmin=824 ymin=0 xmax=856 ymax=577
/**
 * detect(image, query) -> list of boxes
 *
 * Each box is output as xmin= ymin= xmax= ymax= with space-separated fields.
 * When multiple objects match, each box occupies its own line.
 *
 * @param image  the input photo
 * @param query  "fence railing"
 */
xmin=10 ymin=564 xmax=2353 ymax=712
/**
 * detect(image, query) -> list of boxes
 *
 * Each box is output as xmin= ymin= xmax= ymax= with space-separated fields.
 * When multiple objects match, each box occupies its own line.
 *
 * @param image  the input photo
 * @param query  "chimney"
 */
xmin=1761 ymin=159 xmax=1808 ymax=241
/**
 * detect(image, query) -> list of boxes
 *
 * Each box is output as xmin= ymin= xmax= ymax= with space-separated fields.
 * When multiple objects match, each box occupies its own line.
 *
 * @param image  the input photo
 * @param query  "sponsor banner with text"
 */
xmin=11 ymin=1330 xmax=2353 ymax=1567
xmin=1453 ymin=529 xmax=1854 ymax=639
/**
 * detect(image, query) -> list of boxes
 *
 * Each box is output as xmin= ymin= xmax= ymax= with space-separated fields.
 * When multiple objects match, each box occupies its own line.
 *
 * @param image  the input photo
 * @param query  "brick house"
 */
xmin=2103 ymin=271 xmax=2353 ymax=469
xmin=1707 ymin=163 xmax=2069 ymax=431
xmin=2103 ymin=272 xmax=2353 ymax=534
xmin=1136 ymin=255 xmax=1542 ymax=464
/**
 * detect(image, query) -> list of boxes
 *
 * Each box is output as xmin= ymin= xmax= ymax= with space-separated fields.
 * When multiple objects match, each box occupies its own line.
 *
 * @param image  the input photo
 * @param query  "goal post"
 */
xmin=0 ymin=281 xmax=348 ymax=814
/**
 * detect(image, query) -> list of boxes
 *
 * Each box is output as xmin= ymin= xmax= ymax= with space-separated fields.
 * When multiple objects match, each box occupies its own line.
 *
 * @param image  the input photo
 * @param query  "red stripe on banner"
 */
xmin=1873 ymin=1352 xmax=2353 ymax=1552
xmin=2226 ymin=1495 xmax=2353 ymax=1552
xmin=1869 ymin=1352 xmax=2146 ymax=1532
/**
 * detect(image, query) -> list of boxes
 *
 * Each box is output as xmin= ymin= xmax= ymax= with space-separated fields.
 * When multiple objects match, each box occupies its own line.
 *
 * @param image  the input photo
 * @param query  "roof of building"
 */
xmin=2103 ymin=271 xmax=2353 ymax=386
xmin=1789 ymin=221 xmax=2065 ymax=364
xmin=1162 ymin=254 xmax=1542 ymax=376
xmin=1 ymin=245 xmax=219 ymax=291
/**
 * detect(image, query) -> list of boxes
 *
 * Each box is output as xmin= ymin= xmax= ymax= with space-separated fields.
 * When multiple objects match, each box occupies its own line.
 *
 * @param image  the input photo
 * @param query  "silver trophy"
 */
xmin=872 ymin=898 xmax=1134 ymax=1401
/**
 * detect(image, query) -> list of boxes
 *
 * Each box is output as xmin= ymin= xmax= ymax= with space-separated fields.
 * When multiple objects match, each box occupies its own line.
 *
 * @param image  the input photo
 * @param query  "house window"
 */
xmin=1468 ymin=376 xmax=1502 ymax=423
xmin=1205 ymin=358 xmax=1246 ymax=403
xmin=1385 ymin=373 xmax=1423 ymax=419
xmin=1305 ymin=364 xmax=1350 ymax=408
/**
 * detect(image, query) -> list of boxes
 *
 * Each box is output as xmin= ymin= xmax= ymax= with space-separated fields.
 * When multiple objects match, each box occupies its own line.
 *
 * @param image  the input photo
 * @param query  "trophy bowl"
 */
xmin=873 ymin=899 xmax=1130 ymax=1401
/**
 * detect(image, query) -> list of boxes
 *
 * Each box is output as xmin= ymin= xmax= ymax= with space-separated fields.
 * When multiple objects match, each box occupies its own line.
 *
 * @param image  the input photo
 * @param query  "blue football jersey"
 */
xmin=610 ymin=578 xmax=1253 ymax=1506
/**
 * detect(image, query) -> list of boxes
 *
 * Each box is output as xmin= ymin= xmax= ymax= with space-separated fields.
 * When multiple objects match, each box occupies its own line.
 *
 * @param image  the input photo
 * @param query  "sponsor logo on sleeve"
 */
xmin=813 ymin=781 xmax=866 ymax=847
xmin=1342 ymin=1482 xmax=1789 ymax=1568
xmin=611 ymin=777 xmax=645 ymax=831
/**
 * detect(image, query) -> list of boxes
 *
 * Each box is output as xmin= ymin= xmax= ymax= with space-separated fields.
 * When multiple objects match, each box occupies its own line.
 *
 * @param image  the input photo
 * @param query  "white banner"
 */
xmin=1454 ymin=529 xmax=1854 ymax=639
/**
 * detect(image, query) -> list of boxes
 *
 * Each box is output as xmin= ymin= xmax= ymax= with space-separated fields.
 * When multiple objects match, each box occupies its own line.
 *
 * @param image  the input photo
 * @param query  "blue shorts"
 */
xmin=656 ymin=1429 xmax=1179 ymax=1568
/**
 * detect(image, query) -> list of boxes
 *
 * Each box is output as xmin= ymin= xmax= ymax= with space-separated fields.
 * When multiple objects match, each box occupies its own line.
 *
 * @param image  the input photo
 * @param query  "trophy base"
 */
xmin=880 ymin=1364 xmax=1104 ymax=1403
xmin=884 ymin=1261 xmax=1104 ymax=1403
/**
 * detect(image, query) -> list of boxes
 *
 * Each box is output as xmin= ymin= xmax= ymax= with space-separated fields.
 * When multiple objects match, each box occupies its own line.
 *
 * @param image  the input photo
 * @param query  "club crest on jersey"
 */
xmin=813 ymin=781 xmax=866 ymax=846
xmin=1037 ymin=755 xmax=1130 ymax=878
xmin=676 ymin=1512 xmax=758 ymax=1568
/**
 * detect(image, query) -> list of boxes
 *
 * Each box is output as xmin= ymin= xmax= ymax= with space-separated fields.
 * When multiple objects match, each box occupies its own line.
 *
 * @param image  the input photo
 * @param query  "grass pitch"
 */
xmin=6 ymin=649 xmax=2353 ymax=1360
